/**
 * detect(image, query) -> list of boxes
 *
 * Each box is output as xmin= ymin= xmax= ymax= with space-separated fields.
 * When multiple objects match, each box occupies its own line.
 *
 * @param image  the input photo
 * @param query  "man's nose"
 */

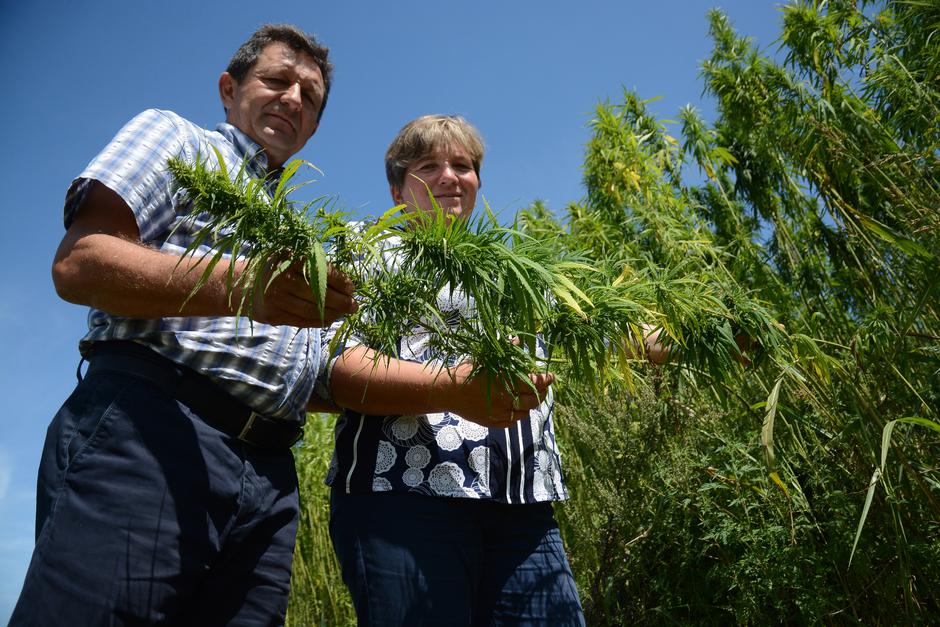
xmin=281 ymin=83 xmax=302 ymax=110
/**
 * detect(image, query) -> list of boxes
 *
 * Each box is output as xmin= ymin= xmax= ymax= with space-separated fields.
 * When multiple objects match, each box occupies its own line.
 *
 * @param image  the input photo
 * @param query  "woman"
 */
xmin=323 ymin=115 xmax=586 ymax=626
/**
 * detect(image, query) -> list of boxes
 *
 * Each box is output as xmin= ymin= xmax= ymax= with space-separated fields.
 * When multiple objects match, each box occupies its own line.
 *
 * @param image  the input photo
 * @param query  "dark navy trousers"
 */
xmin=329 ymin=489 xmax=586 ymax=626
xmin=10 ymin=366 xmax=300 ymax=626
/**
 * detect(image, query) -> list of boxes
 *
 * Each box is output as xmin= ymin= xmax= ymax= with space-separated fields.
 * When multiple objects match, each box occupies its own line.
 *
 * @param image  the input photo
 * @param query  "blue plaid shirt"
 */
xmin=64 ymin=109 xmax=325 ymax=423
xmin=323 ymin=225 xmax=569 ymax=504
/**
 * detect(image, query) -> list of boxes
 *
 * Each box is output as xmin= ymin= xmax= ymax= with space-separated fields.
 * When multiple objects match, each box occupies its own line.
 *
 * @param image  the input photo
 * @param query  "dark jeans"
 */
xmin=10 ymin=366 xmax=300 ymax=626
xmin=329 ymin=489 xmax=585 ymax=627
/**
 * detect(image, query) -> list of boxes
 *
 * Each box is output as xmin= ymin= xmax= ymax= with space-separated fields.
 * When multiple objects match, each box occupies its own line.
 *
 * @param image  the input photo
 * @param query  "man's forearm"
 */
xmin=52 ymin=181 xmax=356 ymax=326
xmin=52 ymin=180 xmax=245 ymax=319
xmin=53 ymin=230 xmax=243 ymax=319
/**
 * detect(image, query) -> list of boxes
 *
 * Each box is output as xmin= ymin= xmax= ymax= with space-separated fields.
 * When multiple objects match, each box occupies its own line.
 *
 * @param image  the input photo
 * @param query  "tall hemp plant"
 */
xmin=521 ymin=0 xmax=938 ymax=623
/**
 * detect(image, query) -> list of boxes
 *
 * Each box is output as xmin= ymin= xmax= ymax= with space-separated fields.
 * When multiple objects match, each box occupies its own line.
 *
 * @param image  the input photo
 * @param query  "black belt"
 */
xmin=85 ymin=341 xmax=303 ymax=451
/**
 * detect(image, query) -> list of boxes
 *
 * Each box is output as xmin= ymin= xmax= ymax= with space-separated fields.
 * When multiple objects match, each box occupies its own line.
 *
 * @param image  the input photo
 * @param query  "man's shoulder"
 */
xmin=118 ymin=109 xmax=216 ymax=147
xmin=130 ymin=108 xmax=197 ymax=128
xmin=117 ymin=109 xmax=245 ymax=173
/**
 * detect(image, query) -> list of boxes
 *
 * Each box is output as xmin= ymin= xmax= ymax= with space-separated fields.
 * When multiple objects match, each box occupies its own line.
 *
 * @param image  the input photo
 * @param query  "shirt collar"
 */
xmin=214 ymin=122 xmax=274 ymax=178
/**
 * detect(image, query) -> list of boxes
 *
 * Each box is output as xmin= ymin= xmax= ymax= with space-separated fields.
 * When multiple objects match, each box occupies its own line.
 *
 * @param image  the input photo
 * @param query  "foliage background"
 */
xmin=289 ymin=1 xmax=939 ymax=624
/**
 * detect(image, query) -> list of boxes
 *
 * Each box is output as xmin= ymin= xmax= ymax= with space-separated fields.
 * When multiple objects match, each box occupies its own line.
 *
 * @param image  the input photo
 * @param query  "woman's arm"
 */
xmin=329 ymin=345 xmax=553 ymax=428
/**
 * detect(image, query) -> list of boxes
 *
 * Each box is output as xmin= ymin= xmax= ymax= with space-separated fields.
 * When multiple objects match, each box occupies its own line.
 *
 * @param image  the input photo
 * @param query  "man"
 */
xmin=10 ymin=24 xmax=356 ymax=626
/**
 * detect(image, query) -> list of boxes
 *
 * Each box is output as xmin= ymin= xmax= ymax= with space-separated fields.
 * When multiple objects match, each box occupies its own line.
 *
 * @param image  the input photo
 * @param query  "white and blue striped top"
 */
xmin=64 ymin=109 xmax=325 ymax=424
xmin=323 ymin=227 xmax=569 ymax=504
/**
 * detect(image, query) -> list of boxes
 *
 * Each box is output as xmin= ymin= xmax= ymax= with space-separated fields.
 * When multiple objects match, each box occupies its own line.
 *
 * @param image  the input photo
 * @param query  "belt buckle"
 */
xmin=238 ymin=411 xmax=263 ymax=444
xmin=238 ymin=411 xmax=303 ymax=449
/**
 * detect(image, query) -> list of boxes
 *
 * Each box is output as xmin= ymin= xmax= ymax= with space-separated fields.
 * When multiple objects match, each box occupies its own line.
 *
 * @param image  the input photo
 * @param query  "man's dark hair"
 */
xmin=226 ymin=24 xmax=334 ymax=123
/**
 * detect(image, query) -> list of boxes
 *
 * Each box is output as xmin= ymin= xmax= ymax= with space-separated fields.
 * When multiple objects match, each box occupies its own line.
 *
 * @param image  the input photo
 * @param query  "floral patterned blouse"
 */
xmin=323 ymin=227 xmax=569 ymax=504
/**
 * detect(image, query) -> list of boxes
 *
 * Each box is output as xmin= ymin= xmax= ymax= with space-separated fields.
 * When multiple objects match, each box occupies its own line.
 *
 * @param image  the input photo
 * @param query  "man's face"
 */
xmin=219 ymin=42 xmax=325 ymax=169
xmin=391 ymin=145 xmax=480 ymax=222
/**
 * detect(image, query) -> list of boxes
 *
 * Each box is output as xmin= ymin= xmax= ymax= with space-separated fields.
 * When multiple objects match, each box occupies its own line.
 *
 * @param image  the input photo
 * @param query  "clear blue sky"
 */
xmin=0 ymin=0 xmax=784 ymax=618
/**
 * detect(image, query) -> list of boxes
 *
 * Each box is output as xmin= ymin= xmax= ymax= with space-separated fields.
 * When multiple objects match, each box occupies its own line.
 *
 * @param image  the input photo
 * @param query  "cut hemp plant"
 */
xmin=166 ymin=151 xmax=747 ymax=396
xmin=166 ymin=147 xmax=357 ymax=321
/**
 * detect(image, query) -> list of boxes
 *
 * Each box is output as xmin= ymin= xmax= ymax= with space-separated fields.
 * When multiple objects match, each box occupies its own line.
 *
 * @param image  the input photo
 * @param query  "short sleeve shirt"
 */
xmin=65 ymin=109 xmax=324 ymax=423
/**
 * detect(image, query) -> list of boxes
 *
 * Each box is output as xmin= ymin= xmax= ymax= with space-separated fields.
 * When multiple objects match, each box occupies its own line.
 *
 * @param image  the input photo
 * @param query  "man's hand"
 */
xmin=247 ymin=259 xmax=357 ymax=328
xmin=733 ymin=333 xmax=755 ymax=367
xmin=440 ymin=363 xmax=554 ymax=429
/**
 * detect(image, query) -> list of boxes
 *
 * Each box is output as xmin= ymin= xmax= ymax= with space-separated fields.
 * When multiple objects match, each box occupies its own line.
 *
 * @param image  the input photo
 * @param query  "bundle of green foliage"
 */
xmin=167 ymin=149 xmax=776 ymax=394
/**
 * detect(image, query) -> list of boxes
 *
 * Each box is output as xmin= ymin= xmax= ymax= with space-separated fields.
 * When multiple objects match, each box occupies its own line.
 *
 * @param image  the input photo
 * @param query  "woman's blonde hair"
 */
xmin=385 ymin=115 xmax=485 ymax=189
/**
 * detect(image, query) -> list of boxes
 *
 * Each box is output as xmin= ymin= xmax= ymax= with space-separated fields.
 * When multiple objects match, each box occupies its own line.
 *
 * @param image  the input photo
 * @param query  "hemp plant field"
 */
xmin=538 ymin=1 xmax=939 ymax=623
xmin=178 ymin=0 xmax=940 ymax=623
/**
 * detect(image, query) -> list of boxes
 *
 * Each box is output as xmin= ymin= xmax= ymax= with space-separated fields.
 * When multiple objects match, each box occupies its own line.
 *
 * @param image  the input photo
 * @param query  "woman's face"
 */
xmin=391 ymin=144 xmax=479 ymax=221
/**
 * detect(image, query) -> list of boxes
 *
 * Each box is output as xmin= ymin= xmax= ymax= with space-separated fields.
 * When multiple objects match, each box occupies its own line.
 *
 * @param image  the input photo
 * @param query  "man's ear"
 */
xmin=390 ymin=185 xmax=403 ymax=205
xmin=218 ymin=72 xmax=237 ymax=114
